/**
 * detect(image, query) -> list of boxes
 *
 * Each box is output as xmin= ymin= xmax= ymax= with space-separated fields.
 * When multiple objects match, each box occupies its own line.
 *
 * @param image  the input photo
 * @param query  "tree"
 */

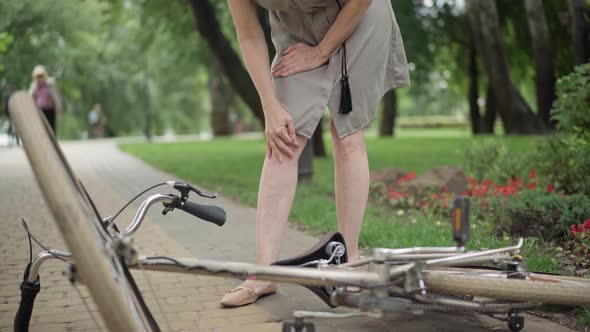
xmin=208 ymin=50 xmax=234 ymax=136
xmin=568 ymin=0 xmax=590 ymax=65
xmin=525 ymin=0 xmax=556 ymax=127
xmin=379 ymin=90 xmax=397 ymax=136
xmin=467 ymin=0 xmax=547 ymax=134
xmin=468 ymin=39 xmax=481 ymax=134
xmin=187 ymin=0 xmax=264 ymax=125
xmin=482 ymin=85 xmax=497 ymax=133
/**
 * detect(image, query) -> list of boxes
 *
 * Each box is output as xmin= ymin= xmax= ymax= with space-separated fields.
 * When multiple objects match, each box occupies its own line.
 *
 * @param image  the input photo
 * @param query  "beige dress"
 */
xmin=257 ymin=0 xmax=410 ymax=138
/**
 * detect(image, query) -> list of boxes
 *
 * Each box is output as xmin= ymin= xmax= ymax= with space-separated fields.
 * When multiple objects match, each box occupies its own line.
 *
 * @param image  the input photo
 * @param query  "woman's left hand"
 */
xmin=272 ymin=43 xmax=327 ymax=78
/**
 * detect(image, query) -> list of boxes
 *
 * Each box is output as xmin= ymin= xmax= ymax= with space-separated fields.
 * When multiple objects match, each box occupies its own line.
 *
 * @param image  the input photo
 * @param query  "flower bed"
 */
xmin=370 ymin=168 xmax=590 ymax=276
xmin=559 ymin=219 xmax=590 ymax=276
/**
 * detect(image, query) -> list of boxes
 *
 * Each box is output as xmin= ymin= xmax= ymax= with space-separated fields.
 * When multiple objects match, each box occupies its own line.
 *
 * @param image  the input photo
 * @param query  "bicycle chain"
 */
xmin=409 ymin=301 xmax=536 ymax=313
xmin=408 ymin=295 xmax=537 ymax=313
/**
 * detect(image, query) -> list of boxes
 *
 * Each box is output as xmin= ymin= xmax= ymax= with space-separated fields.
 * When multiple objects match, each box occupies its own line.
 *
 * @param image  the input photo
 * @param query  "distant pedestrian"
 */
xmin=28 ymin=65 xmax=63 ymax=134
xmin=88 ymin=103 xmax=107 ymax=138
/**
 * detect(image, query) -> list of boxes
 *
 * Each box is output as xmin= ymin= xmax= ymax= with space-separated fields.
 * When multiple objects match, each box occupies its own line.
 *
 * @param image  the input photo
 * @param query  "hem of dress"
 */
xmin=296 ymin=112 xmax=324 ymax=139
xmin=296 ymin=131 xmax=314 ymax=140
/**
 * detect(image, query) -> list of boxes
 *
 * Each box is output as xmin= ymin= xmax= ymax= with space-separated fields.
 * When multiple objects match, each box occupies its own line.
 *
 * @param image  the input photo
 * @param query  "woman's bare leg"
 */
xmin=330 ymin=121 xmax=369 ymax=262
xmin=240 ymin=135 xmax=308 ymax=292
xmin=256 ymin=135 xmax=308 ymax=265
xmin=220 ymin=135 xmax=308 ymax=306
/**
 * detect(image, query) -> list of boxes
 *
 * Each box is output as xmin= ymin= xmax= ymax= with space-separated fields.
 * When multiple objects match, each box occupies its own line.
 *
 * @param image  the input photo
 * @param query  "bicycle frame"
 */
xmin=24 ymin=191 xmax=524 ymax=294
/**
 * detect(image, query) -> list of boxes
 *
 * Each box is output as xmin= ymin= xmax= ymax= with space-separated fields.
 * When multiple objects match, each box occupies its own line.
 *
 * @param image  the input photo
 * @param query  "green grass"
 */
xmin=118 ymin=130 xmax=588 ymax=328
xmin=121 ymin=133 xmax=535 ymax=244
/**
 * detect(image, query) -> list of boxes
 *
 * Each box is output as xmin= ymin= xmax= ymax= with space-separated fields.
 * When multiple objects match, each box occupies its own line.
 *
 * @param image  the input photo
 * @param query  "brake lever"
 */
xmin=166 ymin=181 xmax=217 ymax=199
xmin=162 ymin=195 xmax=180 ymax=215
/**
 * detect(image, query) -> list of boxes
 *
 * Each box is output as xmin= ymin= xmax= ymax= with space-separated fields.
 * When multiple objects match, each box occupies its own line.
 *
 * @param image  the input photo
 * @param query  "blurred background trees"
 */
xmin=0 ymin=0 xmax=588 ymax=140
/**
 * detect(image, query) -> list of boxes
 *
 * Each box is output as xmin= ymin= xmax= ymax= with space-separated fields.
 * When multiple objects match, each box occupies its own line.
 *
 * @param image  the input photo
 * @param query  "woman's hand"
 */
xmin=263 ymin=100 xmax=299 ymax=161
xmin=272 ymin=43 xmax=328 ymax=78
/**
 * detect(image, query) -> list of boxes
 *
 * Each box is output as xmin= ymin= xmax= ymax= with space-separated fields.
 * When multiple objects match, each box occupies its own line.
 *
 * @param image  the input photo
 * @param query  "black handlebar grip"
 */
xmin=178 ymin=200 xmax=226 ymax=227
xmin=14 ymin=280 xmax=40 ymax=332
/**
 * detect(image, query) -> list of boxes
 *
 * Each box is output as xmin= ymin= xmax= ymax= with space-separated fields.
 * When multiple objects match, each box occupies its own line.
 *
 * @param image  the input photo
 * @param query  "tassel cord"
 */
xmin=336 ymin=0 xmax=352 ymax=114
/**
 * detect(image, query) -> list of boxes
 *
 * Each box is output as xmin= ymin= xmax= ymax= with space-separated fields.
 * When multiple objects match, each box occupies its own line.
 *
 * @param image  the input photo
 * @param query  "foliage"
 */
xmin=0 ymin=0 xmax=233 ymax=138
xmin=534 ymin=135 xmax=590 ymax=196
xmin=0 ymin=0 xmax=579 ymax=137
xmin=463 ymin=139 xmax=531 ymax=183
xmin=557 ymin=219 xmax=590 ymax=277
xmin=552 ymin=64 xmax=590 ymax=133
xmin=481 ymin=186 xmax=590 ymax=242
xmin=534 ymin=64 xmax=590 ymax=196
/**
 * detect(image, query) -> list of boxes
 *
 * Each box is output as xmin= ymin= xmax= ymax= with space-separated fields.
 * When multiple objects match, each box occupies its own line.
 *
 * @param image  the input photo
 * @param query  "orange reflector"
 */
xmin=454 ymin=208 xmax=461 ymax=231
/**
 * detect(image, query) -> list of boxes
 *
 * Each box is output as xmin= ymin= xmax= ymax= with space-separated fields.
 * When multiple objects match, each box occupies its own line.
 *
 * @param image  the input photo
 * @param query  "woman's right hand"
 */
xmin=263 ymin=100 xmax=299 ymax=162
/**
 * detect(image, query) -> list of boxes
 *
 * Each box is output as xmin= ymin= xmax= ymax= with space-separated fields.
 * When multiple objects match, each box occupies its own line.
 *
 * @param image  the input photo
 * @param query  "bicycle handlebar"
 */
xmin=177 ymin=200 xmax=226 ymax=227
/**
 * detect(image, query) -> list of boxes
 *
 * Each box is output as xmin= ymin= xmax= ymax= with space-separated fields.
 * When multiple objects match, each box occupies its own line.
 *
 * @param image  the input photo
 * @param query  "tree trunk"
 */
xmin=208 ymin=51 xmax=233 ymax=136
xmin=468 ymin=40 xmax=481 ymax=134
xmin=379 ymin=90 xmax=397 ymax=137
xmin=568 ymin=0 xmax=590 ymax=65
xmin=481 ymin=85 xmax=496 ymax=134
xmin=188 ymin=0 xmax=264 ymax=126
xmin=143 ymin=72 xmax=152 ymax=141
xmin=312 ymin=118 xmax=326 ymax=157
xmin=467 ymin=0 xmax=547 ymax=134
xmin=525 ymin=0 xmax=556 ymax=127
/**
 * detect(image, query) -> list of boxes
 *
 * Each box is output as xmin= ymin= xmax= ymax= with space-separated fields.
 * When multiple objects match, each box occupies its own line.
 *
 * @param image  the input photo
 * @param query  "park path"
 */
xmin=0 ymin=140 xmax=574 ymax=332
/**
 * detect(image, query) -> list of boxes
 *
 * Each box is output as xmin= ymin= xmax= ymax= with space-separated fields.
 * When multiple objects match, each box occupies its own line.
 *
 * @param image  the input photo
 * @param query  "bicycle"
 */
xmin=8 ymin=91 xmax=590 ymax=332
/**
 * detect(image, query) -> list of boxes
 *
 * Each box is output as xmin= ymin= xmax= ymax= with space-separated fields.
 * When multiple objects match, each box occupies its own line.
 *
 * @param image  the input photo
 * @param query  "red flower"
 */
xmin=577 ymin=224 xmax=585 ymax=233
xmin=584 ymin=219 xmax=590 ymax=229
xmin=570 ymin=224 xmax=578 ymax=235
xmin=546 ymin=183 xmax=555 ymax=193
xmin=396 ymin=171 xmax=416 ymax=185
xmin=529 ymin=169 xmax=537 ymax=179
xmin=389 ymin=189 xmax=402 ymax=199
xmin=528 ymin=183 xmax=536 ymax=190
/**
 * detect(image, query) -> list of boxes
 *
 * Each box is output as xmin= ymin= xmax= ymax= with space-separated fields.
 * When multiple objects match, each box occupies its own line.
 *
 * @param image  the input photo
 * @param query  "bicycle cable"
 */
xmin=109 ymin=182 xmax=168 ymax=224
xmin=21 ymin=218 xmax=69 ymax=264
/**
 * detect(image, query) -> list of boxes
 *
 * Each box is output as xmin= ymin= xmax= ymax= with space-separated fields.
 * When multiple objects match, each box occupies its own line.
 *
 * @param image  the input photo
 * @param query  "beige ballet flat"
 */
xmin=220 ymin=283 xmax=277 ymax=308
xmin=345 ymin=256 xmax=371 ymax=293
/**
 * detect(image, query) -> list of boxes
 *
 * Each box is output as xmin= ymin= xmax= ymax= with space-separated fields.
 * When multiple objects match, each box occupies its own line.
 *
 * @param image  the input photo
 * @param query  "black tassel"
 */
xmin=339 ymin=75 xmax=352 ymax=115
xmin=336 ymin=0 xmax=352 ymax=115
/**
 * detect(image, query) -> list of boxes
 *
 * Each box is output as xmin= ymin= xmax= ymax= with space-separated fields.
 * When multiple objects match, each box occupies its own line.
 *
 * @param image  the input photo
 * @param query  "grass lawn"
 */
xmin=120 ymin=129 xmax=559 ymax=273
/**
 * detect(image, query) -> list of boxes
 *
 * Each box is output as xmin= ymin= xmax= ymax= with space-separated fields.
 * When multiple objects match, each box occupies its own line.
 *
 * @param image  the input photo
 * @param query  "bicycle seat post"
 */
xmin=451 ymin=196 xmax=471 ymax=249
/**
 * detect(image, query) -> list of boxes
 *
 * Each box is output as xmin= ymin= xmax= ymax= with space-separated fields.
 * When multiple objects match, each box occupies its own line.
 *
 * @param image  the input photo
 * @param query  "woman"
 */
xmin=221 ymin=0 xmax=410 ymax=307
xmin=29 ymin=65 xmax=63 ymax=134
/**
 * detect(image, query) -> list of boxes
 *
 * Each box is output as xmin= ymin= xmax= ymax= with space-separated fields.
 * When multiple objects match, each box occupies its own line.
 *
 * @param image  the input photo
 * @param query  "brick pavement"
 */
xmin=0 ymin=145 xmax=280 ymax=332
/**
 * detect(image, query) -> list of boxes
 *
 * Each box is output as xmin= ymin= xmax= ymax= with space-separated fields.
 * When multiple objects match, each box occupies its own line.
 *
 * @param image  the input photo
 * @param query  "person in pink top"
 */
xmin=28 ymin=65 xmax=63 ymax=134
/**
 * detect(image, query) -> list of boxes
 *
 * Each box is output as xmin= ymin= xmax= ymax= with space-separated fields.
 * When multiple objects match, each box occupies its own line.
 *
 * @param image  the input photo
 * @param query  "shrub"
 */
xmin=481 ymin=190 xmax=590 ymax=242
xmin=463 ymin=140 xmax=531 ymax=184
xmin=557 ymin=219 xmax=590 ymax=276
xmin=534 ymin=63 xmax=590 ymax=196
xmin=551 ymin=63 xmax=590 ymax=133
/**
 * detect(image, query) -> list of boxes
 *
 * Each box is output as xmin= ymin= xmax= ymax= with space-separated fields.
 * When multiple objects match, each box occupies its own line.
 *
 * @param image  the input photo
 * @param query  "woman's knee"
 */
xmin=265 ymin=135 xmax=308 ymax=165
